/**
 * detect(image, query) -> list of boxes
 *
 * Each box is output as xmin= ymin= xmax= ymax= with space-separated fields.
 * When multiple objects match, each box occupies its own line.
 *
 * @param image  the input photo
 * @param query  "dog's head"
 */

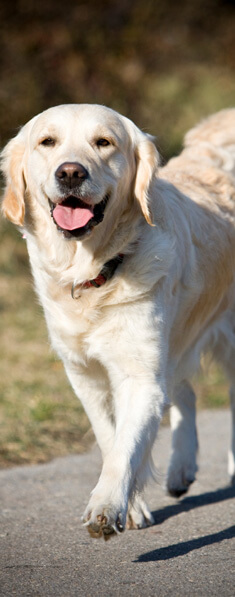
xmin=1 ymin=104 xmax=159 ymax=240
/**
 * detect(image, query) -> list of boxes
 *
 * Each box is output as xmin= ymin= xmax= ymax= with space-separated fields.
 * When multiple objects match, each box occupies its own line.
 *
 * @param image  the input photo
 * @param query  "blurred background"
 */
xmin=0 ymin=0 xmax=234 ymax=467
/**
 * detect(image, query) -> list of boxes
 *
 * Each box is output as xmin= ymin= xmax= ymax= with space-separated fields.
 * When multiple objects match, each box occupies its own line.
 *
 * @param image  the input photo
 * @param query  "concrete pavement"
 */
xmin=0 ymin=409 xmax=234 ymax=596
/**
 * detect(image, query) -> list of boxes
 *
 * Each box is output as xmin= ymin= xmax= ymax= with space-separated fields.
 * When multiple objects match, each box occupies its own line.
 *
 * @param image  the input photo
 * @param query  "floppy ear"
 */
xmin=1 ymin=134 xmax=26 ymax=226
xmin=134 ymin=135 xmax=159 ymax=226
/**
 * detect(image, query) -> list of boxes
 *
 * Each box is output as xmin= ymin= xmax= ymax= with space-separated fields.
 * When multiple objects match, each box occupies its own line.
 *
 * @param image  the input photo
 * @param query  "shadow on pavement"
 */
xmin=152 ymin=485 xmax=235 ymax=525
xmin=135 ymin=485 xmax=235 ymax=562
xmin=135 ymin=525 xmax=235 ymax=562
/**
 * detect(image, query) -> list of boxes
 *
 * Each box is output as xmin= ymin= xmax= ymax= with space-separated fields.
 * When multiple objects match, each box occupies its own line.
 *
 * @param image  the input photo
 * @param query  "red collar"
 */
xmin=71 ymin=254 xmax=124 ymax=299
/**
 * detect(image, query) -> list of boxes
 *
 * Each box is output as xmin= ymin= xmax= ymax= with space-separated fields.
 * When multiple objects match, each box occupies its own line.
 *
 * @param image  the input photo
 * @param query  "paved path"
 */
xmin=0 ymin=409 xmax=234 ymax=596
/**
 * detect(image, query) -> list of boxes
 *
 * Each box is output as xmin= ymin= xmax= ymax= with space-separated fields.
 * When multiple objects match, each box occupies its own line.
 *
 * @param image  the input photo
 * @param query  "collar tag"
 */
xmin=71 ymin=254 xmax=124 ymax=299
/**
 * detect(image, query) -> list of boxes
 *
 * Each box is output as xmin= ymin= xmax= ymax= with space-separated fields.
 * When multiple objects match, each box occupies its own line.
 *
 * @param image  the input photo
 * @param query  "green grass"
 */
xmin=142 ymin=65 xmax=235 ymax=158
xmin=194 ymin=362 xmax=229 ymax=410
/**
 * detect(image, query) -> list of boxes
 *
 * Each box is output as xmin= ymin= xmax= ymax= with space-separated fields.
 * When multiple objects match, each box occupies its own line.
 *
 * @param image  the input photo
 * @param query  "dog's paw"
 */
xmin=167 ymin=460 xmax=197 ymax=497
xmin=228 ymin=449 xmax=235 ymax=486
xmin=82 ymin=499 xmax=125 ymax=541
xmin=126 ymin=495 xmax=154 ymax=530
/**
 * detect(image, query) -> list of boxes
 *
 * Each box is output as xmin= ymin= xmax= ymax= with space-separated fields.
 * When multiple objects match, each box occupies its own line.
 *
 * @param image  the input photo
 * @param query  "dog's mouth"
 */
xmin=49 ymin=194 xmax=110 ymax=239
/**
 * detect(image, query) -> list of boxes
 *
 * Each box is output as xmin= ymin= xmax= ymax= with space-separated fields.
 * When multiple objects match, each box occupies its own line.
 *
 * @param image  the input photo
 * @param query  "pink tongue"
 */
xmin=53 ymin=204 xmax=94 ymax=230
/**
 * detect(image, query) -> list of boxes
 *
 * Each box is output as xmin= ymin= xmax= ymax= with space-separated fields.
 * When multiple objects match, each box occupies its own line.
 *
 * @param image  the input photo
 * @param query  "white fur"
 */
xmin=1 ymin=104 xmax=235 ymax=539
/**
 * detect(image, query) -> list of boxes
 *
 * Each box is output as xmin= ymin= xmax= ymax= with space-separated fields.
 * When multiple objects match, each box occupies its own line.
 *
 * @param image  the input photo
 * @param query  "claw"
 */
xmin=116 ymin=516 xmax=124 ymax=533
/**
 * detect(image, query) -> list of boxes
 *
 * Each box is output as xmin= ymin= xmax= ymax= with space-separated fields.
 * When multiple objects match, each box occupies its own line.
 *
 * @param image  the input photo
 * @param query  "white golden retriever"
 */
xmin=1 ymin=104 xmax=235 ymax=540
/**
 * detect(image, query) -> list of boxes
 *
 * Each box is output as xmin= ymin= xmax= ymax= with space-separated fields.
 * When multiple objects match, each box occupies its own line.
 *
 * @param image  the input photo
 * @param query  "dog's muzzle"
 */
xmin=49 ymin=194 xmax=110 ymax=239
xmin=49 ymin=161 xmax=110 ymax=238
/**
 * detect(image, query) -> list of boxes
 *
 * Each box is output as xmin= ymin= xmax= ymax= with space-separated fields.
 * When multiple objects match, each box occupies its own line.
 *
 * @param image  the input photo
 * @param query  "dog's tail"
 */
xmin=184 ymin=108 xmax=235 ymax=177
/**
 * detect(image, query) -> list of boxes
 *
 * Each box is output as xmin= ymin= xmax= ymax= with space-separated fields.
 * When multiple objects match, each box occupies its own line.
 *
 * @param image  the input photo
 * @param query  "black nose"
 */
xmin=55 ymin=162 xmax=88 ymax=188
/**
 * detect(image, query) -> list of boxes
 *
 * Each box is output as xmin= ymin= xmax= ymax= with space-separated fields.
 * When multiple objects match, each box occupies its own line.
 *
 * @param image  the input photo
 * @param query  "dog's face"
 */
xmin=1 ymin=104 xmax=159 ymax=239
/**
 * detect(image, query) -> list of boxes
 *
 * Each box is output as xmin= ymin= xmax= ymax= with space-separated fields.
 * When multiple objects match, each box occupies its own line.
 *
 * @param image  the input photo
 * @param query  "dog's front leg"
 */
xmin=65 ymin=360 xmax=115 ymax=459
xmin=65 ymin=360 xmax=155 ymax=532
xmin=82 ymin=369 xmax=166 ymax=540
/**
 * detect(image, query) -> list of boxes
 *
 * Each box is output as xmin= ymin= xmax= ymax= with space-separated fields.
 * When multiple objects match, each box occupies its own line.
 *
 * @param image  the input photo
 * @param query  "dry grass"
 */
xmin=0 ymin=221 xmax=92 ymax=468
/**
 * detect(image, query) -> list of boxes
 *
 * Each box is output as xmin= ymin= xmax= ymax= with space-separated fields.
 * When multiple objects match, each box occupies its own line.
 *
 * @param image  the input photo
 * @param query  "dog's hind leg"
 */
xmin=167 ymin=380 xmax=198 ymax=497
xmin=209 ymin=310 xmax=235 ymax=485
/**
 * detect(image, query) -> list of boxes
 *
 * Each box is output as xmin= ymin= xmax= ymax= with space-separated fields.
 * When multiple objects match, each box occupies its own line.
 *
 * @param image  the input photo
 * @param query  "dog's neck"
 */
xmin=71 ymin=253 xmax=125 ymax=299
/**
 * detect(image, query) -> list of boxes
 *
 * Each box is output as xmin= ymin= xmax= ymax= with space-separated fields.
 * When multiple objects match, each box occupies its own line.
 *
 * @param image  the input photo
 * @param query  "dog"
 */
xmin=1 ymin=104 xmax=235 ymax=540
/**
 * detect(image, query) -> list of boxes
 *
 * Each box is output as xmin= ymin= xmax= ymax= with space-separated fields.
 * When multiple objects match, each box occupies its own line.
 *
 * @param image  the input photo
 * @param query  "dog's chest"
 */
xmin=37 ymin=273 xmax=108 ymax=362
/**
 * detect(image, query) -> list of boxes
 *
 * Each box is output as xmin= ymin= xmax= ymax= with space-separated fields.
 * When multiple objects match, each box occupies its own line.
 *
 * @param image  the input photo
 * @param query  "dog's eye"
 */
xmin=40 ymin=138 xmax=56 ymax=147
xmin=96 ymin=138 xmax=111 ymax=147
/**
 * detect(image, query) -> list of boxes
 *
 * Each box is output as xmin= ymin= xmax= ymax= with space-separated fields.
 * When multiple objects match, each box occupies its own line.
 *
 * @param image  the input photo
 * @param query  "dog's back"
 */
xmin=184 ymin=108 xmax=235 ymax=174
xmin=161 ymin=108 xmax=235 ymax=179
